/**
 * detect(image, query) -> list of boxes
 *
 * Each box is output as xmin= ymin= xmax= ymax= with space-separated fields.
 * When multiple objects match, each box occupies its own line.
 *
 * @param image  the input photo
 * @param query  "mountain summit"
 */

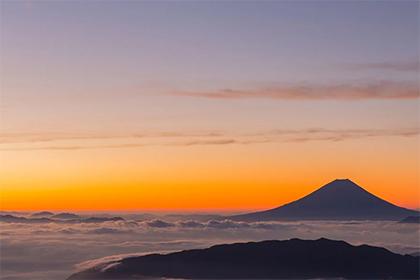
xmin=232 ymin=179 xmax=418 ymax=221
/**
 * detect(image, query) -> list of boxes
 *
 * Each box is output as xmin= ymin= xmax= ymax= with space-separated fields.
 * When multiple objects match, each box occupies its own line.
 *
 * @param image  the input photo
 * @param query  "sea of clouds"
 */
xmin=0 ymin=212 xmax=419 ymax=280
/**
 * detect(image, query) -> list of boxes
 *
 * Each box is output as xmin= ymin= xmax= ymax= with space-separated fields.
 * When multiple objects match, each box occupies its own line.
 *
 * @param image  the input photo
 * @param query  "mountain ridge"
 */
xmin=0 ymin=214 xmax=125 ymax=224
xmin=67 ymin=237 xmax=420 ymax=279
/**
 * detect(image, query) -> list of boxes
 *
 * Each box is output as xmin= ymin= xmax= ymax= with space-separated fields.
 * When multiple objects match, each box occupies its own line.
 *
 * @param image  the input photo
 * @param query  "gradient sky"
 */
xmin=0 ymin=1 xmax=419 ymax=211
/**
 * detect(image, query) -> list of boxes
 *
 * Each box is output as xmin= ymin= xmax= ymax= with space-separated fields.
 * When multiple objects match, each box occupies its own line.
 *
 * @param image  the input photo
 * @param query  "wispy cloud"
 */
xmin=0 ymin=131 xmax=223 ymax=144
xmin=344 ymin=61 xmax=419 ymax=72
xmin=260 ymin=128 xmax=420 ymax=143
xmin=171 ymin=81 xmax=419 ymax=100
xmin=0 ymin=140 xmax=239 ymax=151
xmin=0 ymin=128 xmax=418 ymax=151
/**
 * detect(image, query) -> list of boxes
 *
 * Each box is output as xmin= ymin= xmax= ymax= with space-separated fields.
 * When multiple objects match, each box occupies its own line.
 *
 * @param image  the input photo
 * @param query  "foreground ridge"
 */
xmin=68 ymin=238 xmax=419 ymax=279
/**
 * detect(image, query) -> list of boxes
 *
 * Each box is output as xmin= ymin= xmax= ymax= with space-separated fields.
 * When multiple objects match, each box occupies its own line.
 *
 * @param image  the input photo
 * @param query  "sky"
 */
xmin=0 ymin=1 xmax=419 ymax=210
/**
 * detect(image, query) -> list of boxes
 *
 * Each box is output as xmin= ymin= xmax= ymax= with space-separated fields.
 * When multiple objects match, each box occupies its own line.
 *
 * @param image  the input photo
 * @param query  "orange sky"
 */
xmin=1 ymin=2 xmax=419 ymax=212
xmin=1 ymin=136 xmax=419 ymax=211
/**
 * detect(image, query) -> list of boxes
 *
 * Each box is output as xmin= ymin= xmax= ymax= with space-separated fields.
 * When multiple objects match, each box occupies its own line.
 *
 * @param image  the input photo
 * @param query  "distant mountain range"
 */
xmin=232 ymin=179 xmax=418 ymax=221
xmin=0 ymin=214 xmax=51 ymax=224
xmin=30 ymin=211 xmax=54 ymax=218
xmin=51 ymin=212 xmax=81 ymax=220
xmin=68 ymin=238 xmax=420 ymax=279
xmin=0 ymin=214 xmax=124 ymax=224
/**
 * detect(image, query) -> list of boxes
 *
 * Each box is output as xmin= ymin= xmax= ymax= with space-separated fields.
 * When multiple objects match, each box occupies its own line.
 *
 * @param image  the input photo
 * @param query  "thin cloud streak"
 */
xmin=0 ymin=131 xmax=223 ymax=145
xmin=0 ymin=128 xmax=418 ymax=151
xmin=0 ymin=140 xmax=237 ymax=151
xmin=172 ymin=81 xmax=419 ymax=100
xmin=344 ymin=61 xmax=419 ymax=72
xmin=262 ymin=128 xmax=420 ymax=142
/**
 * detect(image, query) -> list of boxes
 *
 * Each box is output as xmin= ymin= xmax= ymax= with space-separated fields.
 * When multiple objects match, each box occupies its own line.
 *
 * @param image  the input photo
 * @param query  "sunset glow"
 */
xmin=0 ymin=1 xmax=419 ymax=211
xmin=1 ymin=135 xmax=419 ymax=210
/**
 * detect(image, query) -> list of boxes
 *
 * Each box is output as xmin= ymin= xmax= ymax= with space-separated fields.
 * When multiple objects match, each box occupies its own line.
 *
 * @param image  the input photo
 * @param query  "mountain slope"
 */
xmin=68 ymin=238 xmax=419 ymax=279
xmin=232 ymin=179 xmax=418 ymax=221
xmin=399 ymin=216 xmax=420 ymax=224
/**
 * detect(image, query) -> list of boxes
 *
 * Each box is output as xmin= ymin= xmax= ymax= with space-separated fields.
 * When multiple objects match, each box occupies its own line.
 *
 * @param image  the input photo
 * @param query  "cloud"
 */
xmin=171 ymin=81 xmax=418 ymax=100
xmin=0 ymin=131 xmax=223 ymax=145
xmin=344 ymin=61 xmax=419 ymax=72
xmin=177 ymin=219 xmax=290 ymax=230
xmin=145 ymin=219 xmax=175 ymax=228
xmin=205 ymin=219 xmax=251 ymax=229
xmin=265 ymin=128 xmax=420 ymax=143
xmin=74 ymin=253 xmax=144 ymax=272
xmin=0 ymin=139 xmax=241 ymax=151
xmin=88 ymin=227 xmax=132 ymax=235
xmin=171 ymin=139 xmax=237 ymax=146
xmin=179 ymin=220 xmax=206 ymax=228
xmin=1 ymin=127 xmax=418 ymax=151
xmin=1 ymin=217 xmax=419 ymax=280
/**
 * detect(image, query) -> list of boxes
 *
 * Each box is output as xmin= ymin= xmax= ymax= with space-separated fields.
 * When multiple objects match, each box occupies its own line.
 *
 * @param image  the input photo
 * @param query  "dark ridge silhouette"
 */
xmin=51 ymin=212 xmax=81 ymax=220
xmin=0 ymin=214 xmax=51 ymax=224
xmin=79 ymin=217 xmax=124 ymax=223
xmin=165 ymin=213 xmax=224 ymax=222
xmin=0 ymin=214 xmax=124 ymax=224
xmin=399 ymin=216 xmax=420 ymax=224
xmin=67 ymin=238 xmax=419 ymax=279
xmin=30 ymin=211 xmax=54 ymax=218
xmin=0 ymin=211 xmax=27 ymax=216
xmin=232 ymin=179 xmax=418 ymax=221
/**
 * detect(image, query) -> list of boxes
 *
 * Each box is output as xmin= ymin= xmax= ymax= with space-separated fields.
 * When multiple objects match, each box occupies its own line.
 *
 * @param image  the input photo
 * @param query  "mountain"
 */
xmin=30 ymin=211 xmax=54 ymax=218
xmin=78 ymin=217 xmax=125 ymax=223
xmin=399 ymin=216 xmax=420 ymax=224
xmin=231 ymin=179 xmax=418 ymax=221
xmin=51 ymin=213 xmax=81 ymax=220
xmin=0 ymin=214 xmax=51 ymax=224
xmin=0 ymin=214 xmax=124 ymax=224
xmin=67 ymin=238 xmax=419 ymax=279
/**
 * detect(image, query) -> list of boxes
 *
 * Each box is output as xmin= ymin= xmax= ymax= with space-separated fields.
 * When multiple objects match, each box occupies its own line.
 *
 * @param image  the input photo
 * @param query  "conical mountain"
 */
xmin=232 ymin=179 xmax=418 ymax=221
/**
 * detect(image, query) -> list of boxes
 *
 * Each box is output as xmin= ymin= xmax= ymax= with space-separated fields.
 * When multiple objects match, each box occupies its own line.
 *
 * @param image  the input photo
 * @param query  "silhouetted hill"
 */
xmin=0 ymin=214 xmax=51 ymax=223
xmin=0 ymin=214 xmax=124 ymax=224
xmin=79 ymin=217 xmax=124 ymax=223
xmin=68 ymin=238 xmax=419 ymax=279
xmin=232 ymin=179 xmax=418 ymax=221
xmin=51 ymin=213 xmax=81 ymax=220
xmin=399 ymin=216 xmax=420 ymax=224
xmin=164 ymin=213 xmax=224 ymax=222
xmin=30 ymin=211 xmax=54 ymax=218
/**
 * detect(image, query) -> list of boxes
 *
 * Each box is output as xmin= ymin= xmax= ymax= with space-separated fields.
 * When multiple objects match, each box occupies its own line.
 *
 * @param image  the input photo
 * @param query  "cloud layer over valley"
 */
xmin=1 ymin=212 xmax=419 ymax=280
